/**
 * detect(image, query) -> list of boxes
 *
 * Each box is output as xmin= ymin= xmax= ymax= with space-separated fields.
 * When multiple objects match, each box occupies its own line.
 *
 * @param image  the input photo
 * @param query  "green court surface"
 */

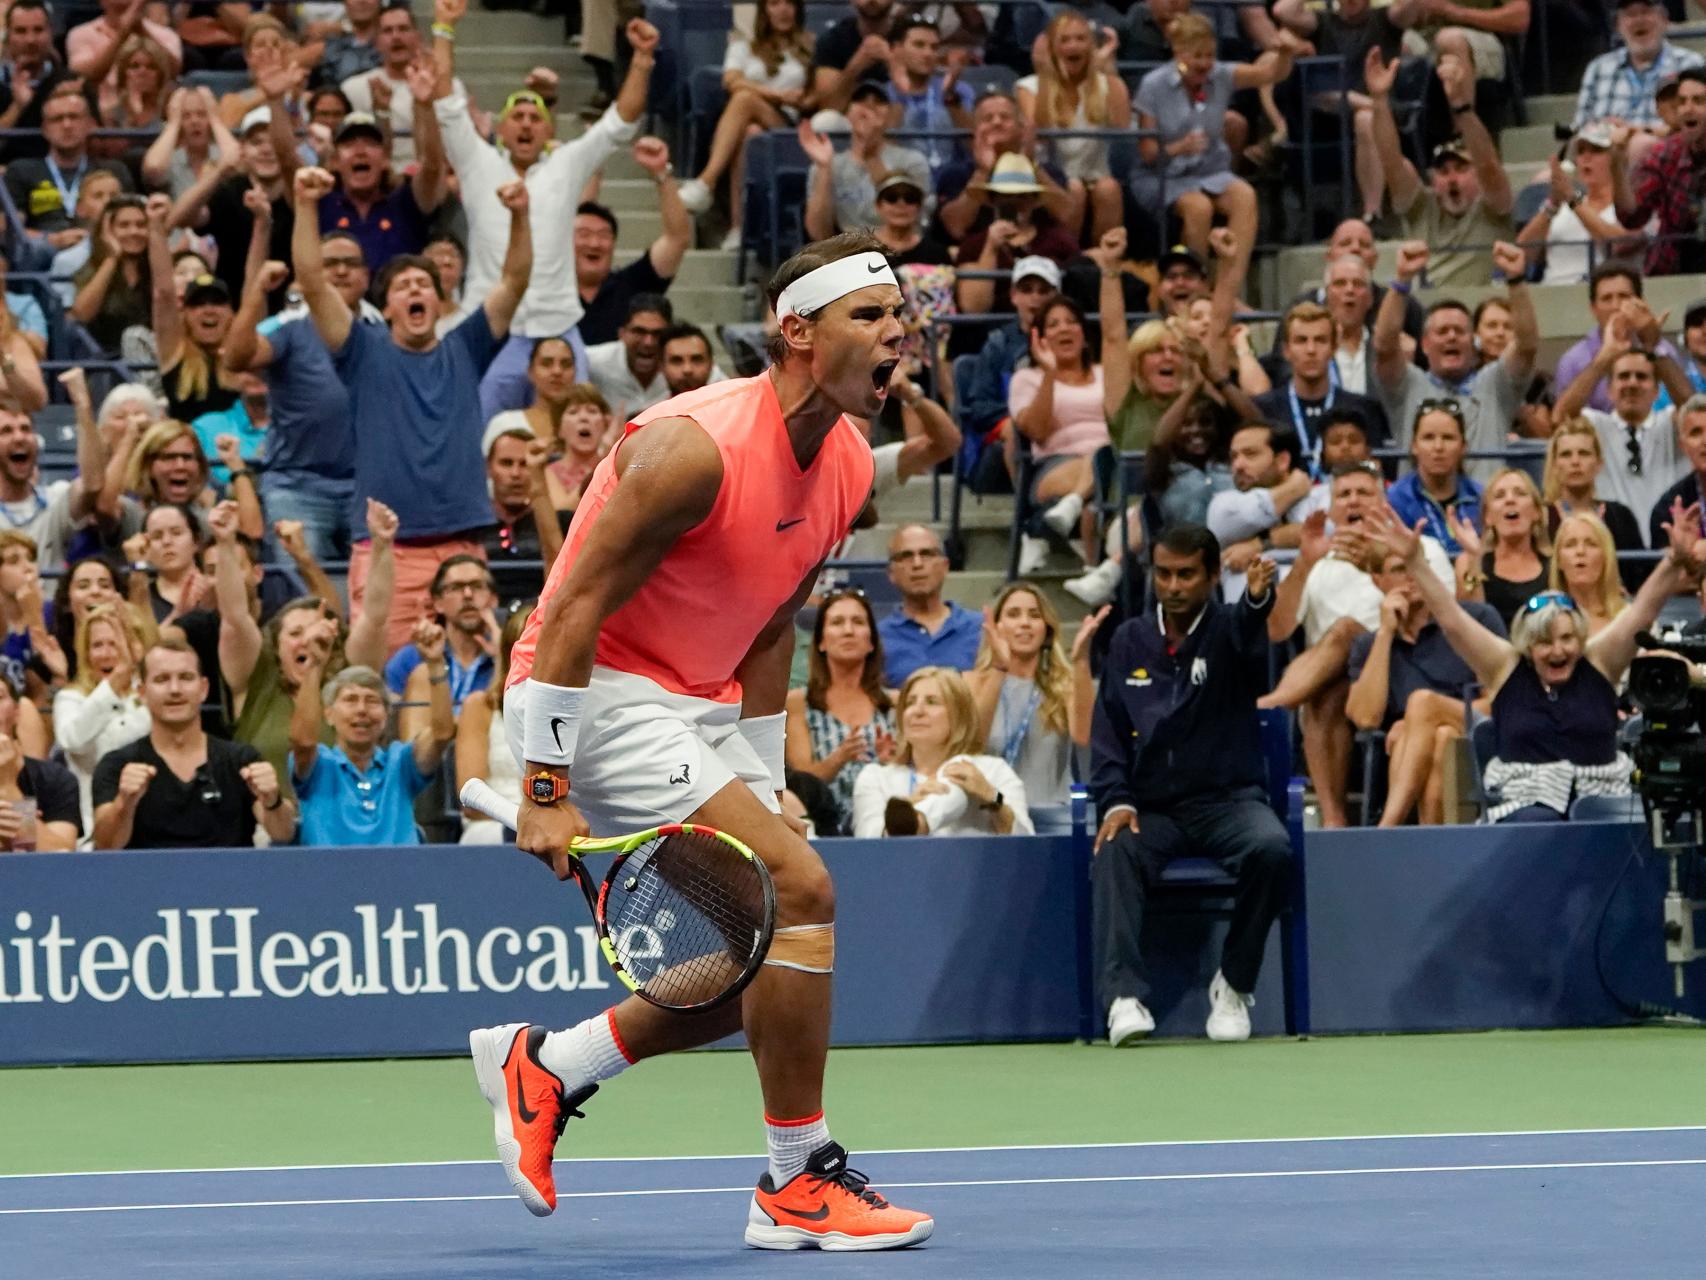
xmin=4 ymin=1027 xmax=1704 ymax=1176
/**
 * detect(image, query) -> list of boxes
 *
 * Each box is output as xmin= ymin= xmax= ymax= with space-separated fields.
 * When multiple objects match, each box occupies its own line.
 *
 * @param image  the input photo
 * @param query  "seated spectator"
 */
xmin=68 ymin=0 xmax=182 ymax=123
xmin=1205 ymin=421 xmax=1317 ymax=599
xmin=0 ymin=0 xmax=62 ymax=135
xmin=1552 ymin=264 xmax=1683 ymax=416
xmin=1102 ymin=304 xmax=1186 ymax=456
xmin=1008 ymin=295 xmax=1108 ymax=561
xmin=878 ymin=524 xmax=981 ymax=685
xmin=884 ymin=15 xmax=972 ymax=177
xmin=784 ymin=588 xmax=897 ymax=835
xmin=168 ymin=104 xmax=296 ymax=304
xmin=1650 ymin=394 xmax=1706 ymax=547
xmin=292 ymin=162 xmax=531 ymax=652
xmin=0 ymin=252 xmax=46 ymax=362
xmin=1365 ymin=50 xmax=1514 ymax=286
xmin=1369 ymin=501 xmax=1702 ymax=822
xmin=952 ymin=153 xmax=1079 ymax=315
xmin=319 ymin=0 xmax=384 ymax=86
xmin=957 ymin=256 xmax=1059 ymax=446
xmin=678 ymin=0 xmax=816 ymax=250
xmin=0 ymin=673 xmax=80 ymax=850
xmin=1551 ymin=512 xmax=1630 ymax=638
xmin=568 ymin=139 xmax=691 ymax=351
xmin=51 ymin=602 xmax=151 ymax=832
xmin=0 ymin=529 xmax=64 ymax=699
xmin=585 ymin=295 xmax=671 ymax=424
xmin=1262 ymin=466 xmax=1456 ymax=827
xmin=1255 ymin=301 xmax=1390 ymax=472
xmin=291 ymin=629 xmax=453 ymax=847
xmin=1145 ymin=361 xmax=1242 ymax=532
xmin=1521 ymin=129 xmax=1640 ymax=287
xmin=1373 ymin=241 xmax=1538 ymax=479
xmin=1554 ymin=330 xmax=1693 ymax=524
xmin=384 ymin=553 xmax=496 ymax=712
xmin=0 ymin=381 xmax=102 ymax=576
xmin=317 ymin=92 xmax=449 ymax=270
xmin=808 ymin=0 xmax=896 ymax=114
xmin=1612 ymin=68 xmax=1706 ymax=277
xmin=1456 ymin=468 xmax=1552 ymax=625
xmin=215 ymin=15 xmax=313 ymax=130
xmin=340 ymin=5 xmax=466 ymax=170
xmin=484 ymin=336 xmax=578 ymax=449
xmin=151 ymin=196 xmax=246 ymax=422
xmin=1541 ymin=417 xmax=1644 ymax=553
xmin=1090 ymin=525 xmax=1288 ymax=1043
xmin=130 ymin=502 xmax=209 ymax=626
xmin=478 ymin=428 xmax=565 ymax=610
xmin=1131 ymin=16 xmax=1304 ymax=293
xmin=934 ymin=90 xmax=1074 ymax=243
xmin=101 ymin=33 xmax=174 ymax=131
xmin=868 ymin=170 xmax=951 ymax=267
xmin=1387 ymin=400 xmax=1482 ymax=556
xmin=50 ymin=554 xmax=140 ymax=683
xmin=102 ymin=417 xmax=211 ymax=540
xmin=660 ymin=324 xmax=724 ymax=398
xmin=92 ymin=637 xmax=298 ymax=849
xmin=965 ymin=582 xmax=1099 ymax=807
xmin=1347 ymin=546 xmax=1504 ymax=826
xmin=456 ymin=605 xmax=531 ymax=845
xmin=71 ymin=194 xmax=152 ymax=356
xmin=1573 ymin=0 xmax=1701 ymax=136
xmin=6 ymin=89 xmax=133 ymax=251
xmin=425 ymin=234 xmax=471 ymax=334
xmin=1678 ymin=299 xmax=1706 ymax=394
xmin=190 ymin=372 xmax=269 ymax=492
xmin=1018 ymin=11 xmax=1128 ymax=241
xmin=49 ymin=169 xmax=125 ymax=303
xmin=96 ymin=381 xmax=163 ymax=442
xmin=544 ymin=385 xmax=614 ymax=511
xmin=1470 ymin=295 xmax=1552 ymax=437
xmin=801 ymin=81 xmax=931 ymax=242
xmin=1272 ymin=0 xmax=1405 ymax=223
xmin=225 ymin=500 xmax=396 ymax=796
xmin=851 ymin=665 xmax=1032 ymax=837
xmin=141 ymin=86 xmax=241 ymax=199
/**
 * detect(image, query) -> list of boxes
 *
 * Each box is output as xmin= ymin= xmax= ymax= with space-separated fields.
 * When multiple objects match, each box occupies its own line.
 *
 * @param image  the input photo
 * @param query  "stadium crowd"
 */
xmin=3 ymin=0 xmax=1706 ymax=1042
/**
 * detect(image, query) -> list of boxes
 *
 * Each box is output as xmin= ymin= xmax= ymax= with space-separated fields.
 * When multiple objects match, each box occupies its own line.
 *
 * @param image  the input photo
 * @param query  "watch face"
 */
xmin=529 ymin=775 xmax=560 ymax=803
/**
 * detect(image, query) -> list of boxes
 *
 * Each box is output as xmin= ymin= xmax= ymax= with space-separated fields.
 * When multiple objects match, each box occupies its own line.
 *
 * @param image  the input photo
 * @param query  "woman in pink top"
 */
xmin=1007 ymin=295 xmax=1109 ymax=563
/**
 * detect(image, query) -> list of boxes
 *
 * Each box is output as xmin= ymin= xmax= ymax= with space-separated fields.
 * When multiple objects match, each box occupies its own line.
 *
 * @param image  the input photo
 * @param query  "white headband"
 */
xmin=774 ymin=252 xmax=898 ymax=322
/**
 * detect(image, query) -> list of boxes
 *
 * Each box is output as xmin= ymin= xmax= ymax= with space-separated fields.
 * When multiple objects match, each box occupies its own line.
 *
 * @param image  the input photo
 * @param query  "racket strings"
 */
xmin=603 ymin=832 xmax=769 ymax=1008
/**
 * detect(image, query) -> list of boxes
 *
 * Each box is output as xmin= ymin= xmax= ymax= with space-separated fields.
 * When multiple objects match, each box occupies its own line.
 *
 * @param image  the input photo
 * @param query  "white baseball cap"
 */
xmin=1010 ymin=255 xmax=1062 ymax=289
xmin=238 ymin=106 xmax=271 ymax=136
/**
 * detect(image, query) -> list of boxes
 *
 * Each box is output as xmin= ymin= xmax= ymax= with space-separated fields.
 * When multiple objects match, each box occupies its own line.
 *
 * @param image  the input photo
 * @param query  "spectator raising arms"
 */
xmin=456 ymin=605 xmax=532 ymax=846
xmin=851 ymin=665 xmax=1031 ymax=837
xmin=1367 ymin=500 xmax=1704 ymax=823
xmin=1019 ymin=11 xmax=1129 ymax=242
xmin=52 ymin=602 xmax=151 ymax=832
xmin=1132 ymin=16 xmax=1306 ymax=293
xmin=802 ymin=81 xmax=931 ymax=242
xmin=785 ymin=588 xmax=897 ymax=836
xmin=678 ymin=0 xmax=816 ymax=249
xmin=291 ymin=620 xmax=455 ymax=848
xmin=965 ymin=583 xmax=1100 ymax=808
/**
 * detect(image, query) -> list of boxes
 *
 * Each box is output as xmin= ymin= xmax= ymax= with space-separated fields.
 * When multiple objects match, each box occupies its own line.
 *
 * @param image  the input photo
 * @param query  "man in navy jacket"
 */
xmin=1090 ymin=524 xmax=1292 ymax=1046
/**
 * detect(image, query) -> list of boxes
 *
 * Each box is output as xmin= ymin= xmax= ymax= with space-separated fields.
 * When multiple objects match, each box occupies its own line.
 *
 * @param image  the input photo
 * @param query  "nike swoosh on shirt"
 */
xmin=514 ymin=1059 xmax=538 ymax=1124
xmin=776 ymin=517 xmax=807 ymax=531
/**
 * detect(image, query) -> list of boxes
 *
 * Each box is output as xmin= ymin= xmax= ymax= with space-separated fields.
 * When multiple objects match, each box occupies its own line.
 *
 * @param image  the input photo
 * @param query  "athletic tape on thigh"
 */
xmin=764 ymin=923 xmax=834 ymax=973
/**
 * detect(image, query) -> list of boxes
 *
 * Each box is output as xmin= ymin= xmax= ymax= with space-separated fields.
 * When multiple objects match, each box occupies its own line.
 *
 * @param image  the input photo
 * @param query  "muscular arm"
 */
xmin=1345 ymin=628 xmax=1394 ymax=731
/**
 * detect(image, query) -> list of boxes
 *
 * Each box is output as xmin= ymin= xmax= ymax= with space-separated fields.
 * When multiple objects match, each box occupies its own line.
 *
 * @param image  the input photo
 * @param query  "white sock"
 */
xmin=538 ymin=1009 xmax=634 ymax=1093
xmin=765 ymin=1111 xmax=830 ymax=1185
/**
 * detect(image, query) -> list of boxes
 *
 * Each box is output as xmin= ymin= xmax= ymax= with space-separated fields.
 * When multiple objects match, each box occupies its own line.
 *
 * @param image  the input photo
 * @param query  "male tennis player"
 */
xmin=468 ymin=232 xmax=934 ymax=1251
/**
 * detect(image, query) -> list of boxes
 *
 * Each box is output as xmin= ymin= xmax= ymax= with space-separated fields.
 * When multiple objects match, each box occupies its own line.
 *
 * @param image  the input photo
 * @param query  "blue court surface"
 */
xmin=3 ymin=1127 xmax=1702 ymax=1277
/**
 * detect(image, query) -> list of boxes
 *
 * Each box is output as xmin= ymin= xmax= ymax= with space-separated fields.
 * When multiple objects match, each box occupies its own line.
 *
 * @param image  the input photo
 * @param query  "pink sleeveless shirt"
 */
xmin=508 ymin=374 xmax=874 ymax=704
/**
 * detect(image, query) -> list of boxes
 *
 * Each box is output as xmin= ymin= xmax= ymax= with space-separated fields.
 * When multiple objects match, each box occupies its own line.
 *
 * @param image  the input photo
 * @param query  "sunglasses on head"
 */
xmin=1417 ymin=397 xmax=1464 ymax=421
xmin=1522 ymin=590 xmax=1577 ymax=615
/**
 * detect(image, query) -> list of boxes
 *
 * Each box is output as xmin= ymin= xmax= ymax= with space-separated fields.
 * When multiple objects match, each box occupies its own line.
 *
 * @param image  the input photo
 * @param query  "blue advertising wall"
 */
xmin=0 ymin=820 xmax=1699 ymax=1066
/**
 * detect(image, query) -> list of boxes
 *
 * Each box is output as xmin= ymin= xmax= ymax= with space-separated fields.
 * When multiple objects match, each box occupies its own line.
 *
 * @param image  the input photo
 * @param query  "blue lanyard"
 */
xmin=43 ymin=155 xmax=85 ymax=209
xmin=446 ymin=652 xmax=485 ymax=708
xmin=999 ymin=678 xmax=1044 ymax=768
xmin=1287 ymin=364 xmax=1338 ymax=473
xmin=0 ymin=489 xmax=47 ymax=529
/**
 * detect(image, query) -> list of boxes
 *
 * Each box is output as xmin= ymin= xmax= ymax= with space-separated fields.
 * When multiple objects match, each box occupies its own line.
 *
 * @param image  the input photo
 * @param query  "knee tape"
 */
xmin=764 ymin=923 xmax=834 ymax=974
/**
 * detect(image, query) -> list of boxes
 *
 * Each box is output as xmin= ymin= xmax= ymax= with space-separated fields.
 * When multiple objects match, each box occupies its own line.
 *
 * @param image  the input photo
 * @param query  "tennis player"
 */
xmin=468 ymin=232 xmax=934 ymax=1251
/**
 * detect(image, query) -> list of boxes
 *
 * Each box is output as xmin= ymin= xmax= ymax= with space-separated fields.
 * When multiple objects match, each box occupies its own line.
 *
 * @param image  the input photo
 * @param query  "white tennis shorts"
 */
xmin=505 ymin=666 xmax=780 ymax=833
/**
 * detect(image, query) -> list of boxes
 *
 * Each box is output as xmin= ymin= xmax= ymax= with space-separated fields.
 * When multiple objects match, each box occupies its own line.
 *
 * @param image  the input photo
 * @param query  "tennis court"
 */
xmin=3 ymin=1031 xmax=1702 ymax=1276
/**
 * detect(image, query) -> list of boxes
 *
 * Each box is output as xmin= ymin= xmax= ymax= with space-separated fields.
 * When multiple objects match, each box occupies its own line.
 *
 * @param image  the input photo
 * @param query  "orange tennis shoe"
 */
xmin=469 ymin=1023 xmax=598 ymax=1217
xmin=746 ymin=1141 xmax=934 ymax=1251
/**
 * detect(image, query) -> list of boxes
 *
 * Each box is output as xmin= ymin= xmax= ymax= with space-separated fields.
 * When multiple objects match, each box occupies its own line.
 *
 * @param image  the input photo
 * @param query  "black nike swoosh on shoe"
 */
xmin=776 ymin=517 xmax=807 ymax=531
xmin=785 ymin=1202 xmax=832 ymax=1221
xmin=514 ymin=1057 xmax=539 ymax=1125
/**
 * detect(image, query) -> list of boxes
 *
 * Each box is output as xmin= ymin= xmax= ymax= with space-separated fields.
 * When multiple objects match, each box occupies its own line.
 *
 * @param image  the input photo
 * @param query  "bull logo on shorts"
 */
xmin=669 ymin=763 xmax=691 ymax=786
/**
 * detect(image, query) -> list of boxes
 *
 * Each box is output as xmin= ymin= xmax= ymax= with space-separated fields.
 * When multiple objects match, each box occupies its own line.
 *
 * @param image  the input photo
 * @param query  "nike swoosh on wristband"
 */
xmin=867 ymin=262 xmax=886 ymax=273
xmin=514 ymin=1058 xmax=539 ymax=1124
xmin=549 ymin=717 xmax=569 ymax=755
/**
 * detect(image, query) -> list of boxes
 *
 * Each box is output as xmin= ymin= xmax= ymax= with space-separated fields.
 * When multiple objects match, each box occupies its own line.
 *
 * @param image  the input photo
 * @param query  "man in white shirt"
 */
xmin=429 ymin=0 xmax=660 ymax=420
xmin=1553 ymin=323 xmax=1693 ymax=530
xmin=585 ymin=295 xmax=671 ymax=423
xmin=342 ymin=3 xmax=466 ymax=170
xmin=0 ymin=378 xmax=102 ymax=574
xmin=1209 ymin=422 xmax=1315 ymax=599
xmin=1259 ymin=464 xmax=1454 ymax=827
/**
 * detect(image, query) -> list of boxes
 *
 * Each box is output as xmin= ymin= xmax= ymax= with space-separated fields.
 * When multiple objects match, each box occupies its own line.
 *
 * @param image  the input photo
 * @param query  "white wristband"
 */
xmin=521 ymin=679 xmax=588 ymax=768
xmin=738 ymin=712 xmax=788 ymax=794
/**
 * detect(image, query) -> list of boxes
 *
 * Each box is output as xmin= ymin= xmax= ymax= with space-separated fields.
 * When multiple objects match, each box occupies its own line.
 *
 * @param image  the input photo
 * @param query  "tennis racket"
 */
xmin=460 ymin=779 xmax=776 ymax=1012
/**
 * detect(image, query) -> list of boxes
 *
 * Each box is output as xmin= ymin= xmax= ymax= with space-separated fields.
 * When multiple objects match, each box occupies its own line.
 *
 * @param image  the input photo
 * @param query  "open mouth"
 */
xmin=406 ymin=300 xmax=430 ymax=324
xmin=872 ymin=359 xmax=898 ymax=393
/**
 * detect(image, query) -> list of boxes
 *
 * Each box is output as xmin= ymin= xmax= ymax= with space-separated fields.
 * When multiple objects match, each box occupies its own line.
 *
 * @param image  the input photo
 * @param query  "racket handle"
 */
xmin=459 ymin=778 xmax=521 ymax=831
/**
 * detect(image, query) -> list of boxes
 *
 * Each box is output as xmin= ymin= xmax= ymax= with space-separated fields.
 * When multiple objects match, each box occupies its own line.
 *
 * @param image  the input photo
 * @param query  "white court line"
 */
xmin=4 ymin=1125 xmax=1703 ymax=1181
xmin=5 ymin=1158 xmax=1706 ymax=1217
